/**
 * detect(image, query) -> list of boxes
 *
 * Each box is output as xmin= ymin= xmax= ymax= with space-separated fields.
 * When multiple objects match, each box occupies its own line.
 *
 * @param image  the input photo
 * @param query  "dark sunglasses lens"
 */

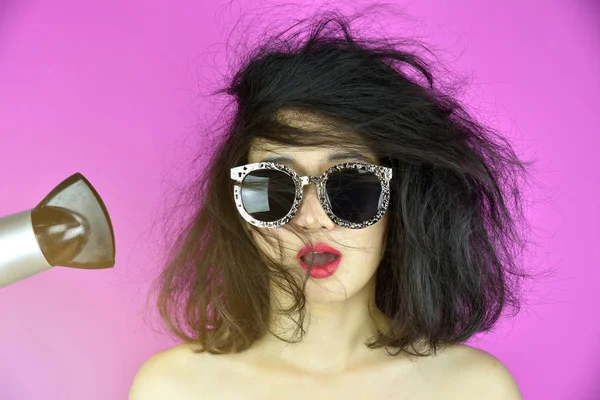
xmin=240 ymin=169 xmax=296 ymax=222
xmin=326 ymin=169 xmax=383 ymax=224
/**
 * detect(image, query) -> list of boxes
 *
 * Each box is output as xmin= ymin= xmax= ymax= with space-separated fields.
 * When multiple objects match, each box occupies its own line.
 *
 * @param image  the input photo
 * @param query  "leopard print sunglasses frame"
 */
xmin=230 ymin=161 xmax=392 ymax=229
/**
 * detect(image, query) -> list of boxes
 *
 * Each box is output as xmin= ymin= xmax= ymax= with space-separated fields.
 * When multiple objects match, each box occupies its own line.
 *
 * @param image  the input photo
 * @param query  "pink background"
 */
xmin=0 ymin=0 xmax=598 ymax=399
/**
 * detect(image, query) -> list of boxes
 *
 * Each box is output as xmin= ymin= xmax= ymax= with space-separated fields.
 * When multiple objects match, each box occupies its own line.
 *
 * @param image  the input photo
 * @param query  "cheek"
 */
xmin=340 ymin=233 xmax=385 ymax=276
xmin=250 ymin=227 xmax=285 ymax=260
xmin=354 ymin=223 xmax=388 ymax=269
xmin=355 ymin=220 xmax=387 ymax=253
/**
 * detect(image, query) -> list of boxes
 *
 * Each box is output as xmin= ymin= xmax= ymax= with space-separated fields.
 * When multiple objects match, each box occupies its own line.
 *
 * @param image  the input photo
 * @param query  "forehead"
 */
xmin=247 ymin=109 xmax=378 ymax=169
xmin=247 ymin=141 xmax=378 ymax=168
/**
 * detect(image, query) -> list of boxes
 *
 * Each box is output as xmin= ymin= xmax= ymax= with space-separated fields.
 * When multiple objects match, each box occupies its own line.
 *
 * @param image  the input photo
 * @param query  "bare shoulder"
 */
xmin=435 ymin=344 xmax=523 ymax=400
xmin=128 ymin=342 xmax=207 ymax=400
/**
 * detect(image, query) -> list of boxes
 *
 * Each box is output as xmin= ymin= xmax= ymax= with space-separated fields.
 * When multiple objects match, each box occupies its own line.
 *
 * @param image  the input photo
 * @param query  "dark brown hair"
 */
xmin=148 ymin=6 xmax=538 ymax=357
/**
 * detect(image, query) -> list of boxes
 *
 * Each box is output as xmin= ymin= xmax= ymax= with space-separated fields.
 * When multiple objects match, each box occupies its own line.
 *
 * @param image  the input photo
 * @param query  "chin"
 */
xmin=303 ymin=279 xmax=367 ymax=304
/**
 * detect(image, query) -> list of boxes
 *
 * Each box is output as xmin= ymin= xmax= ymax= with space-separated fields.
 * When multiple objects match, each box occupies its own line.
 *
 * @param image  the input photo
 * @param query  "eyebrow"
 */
xmin=260 ymin=151 xmax=375 ymax=165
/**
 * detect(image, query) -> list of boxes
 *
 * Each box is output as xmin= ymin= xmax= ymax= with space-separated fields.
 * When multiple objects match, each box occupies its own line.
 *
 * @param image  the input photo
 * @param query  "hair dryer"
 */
xmin=0 ymin=173 xmax=115 ymax=288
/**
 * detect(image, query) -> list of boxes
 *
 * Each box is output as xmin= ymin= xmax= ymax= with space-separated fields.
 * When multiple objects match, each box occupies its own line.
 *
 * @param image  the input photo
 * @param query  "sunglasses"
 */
xmin=230 ymin=161 xmax=392 ymax=229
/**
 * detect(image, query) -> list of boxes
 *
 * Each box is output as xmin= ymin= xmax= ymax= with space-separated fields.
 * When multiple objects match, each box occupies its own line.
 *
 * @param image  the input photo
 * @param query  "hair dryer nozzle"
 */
xmin=0 ymin=173 xmax=116 ymax=288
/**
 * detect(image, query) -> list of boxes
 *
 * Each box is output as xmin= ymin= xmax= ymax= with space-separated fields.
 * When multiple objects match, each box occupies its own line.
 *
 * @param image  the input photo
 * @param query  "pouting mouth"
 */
xmin=299 ymin=252 xmax=340 ymax=266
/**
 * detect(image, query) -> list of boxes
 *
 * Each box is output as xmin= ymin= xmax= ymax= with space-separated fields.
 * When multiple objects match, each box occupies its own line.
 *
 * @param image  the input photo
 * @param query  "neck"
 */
xmin=247 ymin=276 xmax=392 ymax=374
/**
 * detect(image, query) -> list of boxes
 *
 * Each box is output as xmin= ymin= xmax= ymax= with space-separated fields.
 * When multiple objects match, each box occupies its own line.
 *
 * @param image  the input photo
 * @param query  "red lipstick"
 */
xmin=296 ymin=242 xmax=342 ymax=279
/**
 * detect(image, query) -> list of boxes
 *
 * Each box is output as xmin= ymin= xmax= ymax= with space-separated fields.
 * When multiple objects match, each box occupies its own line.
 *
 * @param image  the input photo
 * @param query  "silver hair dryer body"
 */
xmin=0 ymin=173 xmax=115 ymax=288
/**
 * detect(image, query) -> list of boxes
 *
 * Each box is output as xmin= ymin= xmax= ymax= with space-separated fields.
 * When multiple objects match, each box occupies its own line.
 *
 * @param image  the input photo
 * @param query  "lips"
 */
xmin=300 ymin=252 xmax=338 ymax=265
xmin=296 ymin=242 xmax=342 ymax=279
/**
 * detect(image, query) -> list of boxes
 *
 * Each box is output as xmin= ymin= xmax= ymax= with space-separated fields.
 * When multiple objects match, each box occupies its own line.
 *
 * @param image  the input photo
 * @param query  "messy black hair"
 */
xmin=151 ymin=4 xmax=538 ymax=357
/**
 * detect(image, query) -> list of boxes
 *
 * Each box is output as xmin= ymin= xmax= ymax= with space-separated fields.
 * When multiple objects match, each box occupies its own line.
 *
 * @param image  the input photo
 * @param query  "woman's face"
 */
xmin=245 ymin=112 xmax=389 ymax=304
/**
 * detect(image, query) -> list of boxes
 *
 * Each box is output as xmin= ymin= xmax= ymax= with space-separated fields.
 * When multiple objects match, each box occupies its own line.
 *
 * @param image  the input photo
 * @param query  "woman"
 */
xmin=129 ymin=9 xmax=533 ymax=400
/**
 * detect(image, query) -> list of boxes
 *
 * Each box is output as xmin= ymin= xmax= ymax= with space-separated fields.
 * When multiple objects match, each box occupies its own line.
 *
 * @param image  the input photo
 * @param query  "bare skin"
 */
xmin=129 ymin=341 xmax=522 ymax=399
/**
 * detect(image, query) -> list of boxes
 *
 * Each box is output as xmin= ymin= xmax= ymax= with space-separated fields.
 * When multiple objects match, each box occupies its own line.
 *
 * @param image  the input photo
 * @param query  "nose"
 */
xmin=292 ymin=183 xmax=335 ymax=231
